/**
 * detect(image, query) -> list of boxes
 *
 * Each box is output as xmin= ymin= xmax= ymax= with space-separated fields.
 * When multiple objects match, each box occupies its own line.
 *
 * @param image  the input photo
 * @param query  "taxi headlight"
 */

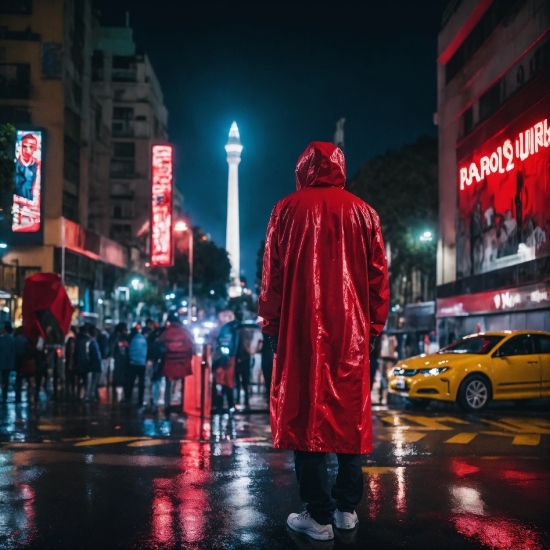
xmin=419 ymin=367 xmax=449 ymax=376
xmin=392 ymin=367 xmax=405 ymax=376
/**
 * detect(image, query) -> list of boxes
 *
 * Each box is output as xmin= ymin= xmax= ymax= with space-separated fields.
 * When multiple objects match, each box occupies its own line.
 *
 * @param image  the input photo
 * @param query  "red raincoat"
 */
xmin=158 ymin=323 xmax=194 ymax=381
xmin=259 ymin=142 xmax=390 ymax=454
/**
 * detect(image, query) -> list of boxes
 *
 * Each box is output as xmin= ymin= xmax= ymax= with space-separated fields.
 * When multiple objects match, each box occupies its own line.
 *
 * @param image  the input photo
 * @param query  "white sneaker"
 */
xmin=287 ymin=511 xmax=334 ymax=540
xmin=334 ymin=510 xmax=358 ymax=530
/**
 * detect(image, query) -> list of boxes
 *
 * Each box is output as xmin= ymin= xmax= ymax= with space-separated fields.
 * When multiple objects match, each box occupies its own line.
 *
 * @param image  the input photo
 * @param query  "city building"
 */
xmin=436 ymin=0 xmax=550 ymax=342
xmin=0 ymin=1 xmax=177 ymax=324
xmin=91 ymin=22 xmax=182 ymax=258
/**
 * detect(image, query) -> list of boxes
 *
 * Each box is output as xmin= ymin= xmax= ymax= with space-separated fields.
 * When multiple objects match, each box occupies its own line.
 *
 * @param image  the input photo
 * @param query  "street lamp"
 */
xmin=174 ymin=221 xmax=193 ymax=323
xmin=419 ymin=231 xmax=433 ymax=242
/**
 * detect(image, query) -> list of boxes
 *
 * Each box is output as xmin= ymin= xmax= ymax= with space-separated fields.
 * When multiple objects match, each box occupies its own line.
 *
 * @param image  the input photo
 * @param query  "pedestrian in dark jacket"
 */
xmin=259 ymin=142 xmax=390 ymax=540
xmin=112 ymin=323 xmax=129 ymax=403
xmin=0 ymin=322 xmax=16 ymax=402
xmin=85 ymin=326 xmax=102 ymax=402
xmin=125 ymin=325 xmax=147 ymax=408
xmin=74 ymin=326 xmax=92 ymax=401
xmin=65 ymin=326 xmax=78 ymax=400
xmin=13 ymin=326 xmax=29 ymax=403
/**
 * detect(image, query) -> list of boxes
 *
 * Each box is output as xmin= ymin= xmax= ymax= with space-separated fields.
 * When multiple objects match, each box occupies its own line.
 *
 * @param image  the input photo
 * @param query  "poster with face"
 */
xmin=456 ymin=98 xmax=550 ymax=279
xmin=13 ymin=130 xmax=42 ymax=233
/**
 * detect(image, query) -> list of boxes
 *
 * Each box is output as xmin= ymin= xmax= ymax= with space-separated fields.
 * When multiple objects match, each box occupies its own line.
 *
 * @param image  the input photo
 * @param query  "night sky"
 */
xmin=94 ymin=0 xmax=449 ymax=283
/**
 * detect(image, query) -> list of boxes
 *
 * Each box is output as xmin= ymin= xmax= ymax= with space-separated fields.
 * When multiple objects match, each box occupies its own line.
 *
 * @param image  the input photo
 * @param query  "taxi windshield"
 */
xmin=440 ymin=335 xmax=504 ymax=354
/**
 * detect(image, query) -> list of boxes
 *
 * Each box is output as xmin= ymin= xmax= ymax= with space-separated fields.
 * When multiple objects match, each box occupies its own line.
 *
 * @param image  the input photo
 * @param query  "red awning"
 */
xmin=23 ymin=273 xmax=74 ymax=344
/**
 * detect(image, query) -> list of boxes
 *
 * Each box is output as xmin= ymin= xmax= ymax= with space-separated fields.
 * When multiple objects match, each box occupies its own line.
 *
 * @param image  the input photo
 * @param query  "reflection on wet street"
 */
xmin=0 ymin=401 xmax=548 ymax=549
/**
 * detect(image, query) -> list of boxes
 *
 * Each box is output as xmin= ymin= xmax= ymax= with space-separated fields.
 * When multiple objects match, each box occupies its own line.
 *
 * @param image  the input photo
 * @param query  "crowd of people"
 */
xmin=0 ymin=310 xmax=273 ymax=416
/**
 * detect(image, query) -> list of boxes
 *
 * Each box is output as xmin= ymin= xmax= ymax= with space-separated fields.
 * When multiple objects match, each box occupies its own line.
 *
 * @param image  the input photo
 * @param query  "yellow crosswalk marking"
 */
xmin=127 ymin=439 xmax=165 ymax=447
xmin=483 ymin=419 xmax=550 ymax=434
xmin=445 ymin=432 xmax=477 ymax=444
xmin=512 ymin=435 xmax=541 ymax=446
xmin=74 ymin=437 xmax=146 ymax=447
xmin=401 ymin=415 xmax=469 ymax=430
xmin=378 ymin=432 xmax=426 ymax=443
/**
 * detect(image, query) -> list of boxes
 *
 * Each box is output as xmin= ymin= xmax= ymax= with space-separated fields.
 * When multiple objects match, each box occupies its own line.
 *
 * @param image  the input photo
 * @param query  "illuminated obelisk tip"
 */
xmin=225 ymin=122 xmax=243 ymax=297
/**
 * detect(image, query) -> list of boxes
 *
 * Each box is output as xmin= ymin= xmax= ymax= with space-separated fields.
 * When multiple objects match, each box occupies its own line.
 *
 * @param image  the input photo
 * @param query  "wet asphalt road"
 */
xmin=0 ymin=399 xmax=549 ymax=550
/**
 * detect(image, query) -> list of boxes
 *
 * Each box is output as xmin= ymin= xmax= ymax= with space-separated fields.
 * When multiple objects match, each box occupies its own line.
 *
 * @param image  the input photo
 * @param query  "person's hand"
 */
xmin=370 ymin=339 xmax=376 ymax=354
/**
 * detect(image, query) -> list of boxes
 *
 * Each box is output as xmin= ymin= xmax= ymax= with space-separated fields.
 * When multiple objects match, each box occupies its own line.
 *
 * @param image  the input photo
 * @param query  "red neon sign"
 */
xmin=456 ymin=97 xmax=550 ymax=279
xmin=459 ymin=118 xmax=549 ymax=190
xmin=151 ymin=144 xmax=173 ymax=267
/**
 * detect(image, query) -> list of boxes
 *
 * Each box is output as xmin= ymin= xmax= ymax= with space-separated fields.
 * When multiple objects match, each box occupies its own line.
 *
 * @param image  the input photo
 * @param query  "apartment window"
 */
xmin=112 ymin=56 xmax=137 ymax=82
xmin=0 ymin=64 xmax=30 ymax=98
xmin=112 ymin=107 xmax=134 ymax=136
xmin=113 ymin=89 xmax=125 ymax=101
xmin=0 ymin=0 xmax=32 ymax=14
xmin=63 ymin=135 xmax=80 ymax=185
xmin=111 ymin=142 xmax=135 ymax=178
xmin=0 ymin=106 xmax=31 ymax=123
xmin=62 ymin=191 xmax=78 ymax=222
xmin=445 ymin=0 xmax=523 ymax=84
xmin=91 ymin=51 xmax=103 ymax=81
xmin=479 ymin=81 xmax=502 ymax=121
xmin=41 ymin=44 xmax=62 ymax=79
xmin=64 ymin=108 xmax=81 ymax=141
xmin=112 ymin=201 xmax=133 ymax=219
xmin=110 ymin=223 xmax=132 ymax=240
xmin=463 ymin=106 xmax=474 ymax=136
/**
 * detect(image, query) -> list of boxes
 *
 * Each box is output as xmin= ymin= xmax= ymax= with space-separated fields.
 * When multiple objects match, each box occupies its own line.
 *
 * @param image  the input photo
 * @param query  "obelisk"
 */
xmin=225 ymin=121 xmax=242 ymax=297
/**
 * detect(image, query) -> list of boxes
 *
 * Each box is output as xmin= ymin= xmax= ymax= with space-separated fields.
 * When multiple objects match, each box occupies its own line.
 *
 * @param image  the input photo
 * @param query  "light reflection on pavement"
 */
xmin=0 ymin=402 xmax=548 ymax=549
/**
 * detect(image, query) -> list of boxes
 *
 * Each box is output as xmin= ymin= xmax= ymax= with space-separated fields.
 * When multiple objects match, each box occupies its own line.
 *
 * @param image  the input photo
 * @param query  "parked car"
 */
xmin=388 ymin=330 xmax=550 ymax=412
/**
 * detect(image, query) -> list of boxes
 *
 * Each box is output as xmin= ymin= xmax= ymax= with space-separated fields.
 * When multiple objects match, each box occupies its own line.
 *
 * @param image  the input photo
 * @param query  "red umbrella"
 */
xmin=23 ymin=273 xmax=75 ymax=345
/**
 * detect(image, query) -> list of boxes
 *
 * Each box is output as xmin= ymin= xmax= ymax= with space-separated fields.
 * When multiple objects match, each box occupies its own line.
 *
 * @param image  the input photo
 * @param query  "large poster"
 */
xmin=456 ymin=98 xmax=550 ymax=278
xmin=150 ymin=144 xmax=173 ymax=267
xmin=12 ymin=130 xmax=42 ymax=233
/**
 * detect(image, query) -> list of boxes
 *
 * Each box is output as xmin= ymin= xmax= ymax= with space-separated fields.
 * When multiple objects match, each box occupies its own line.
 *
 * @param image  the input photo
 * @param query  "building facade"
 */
xmin=0 ymin=1 xmax=175 ymax=324
xmin=91 ymin=24 xmax=182 ymax=256
xmin=436 ymin=0 xmax=550 ymax=342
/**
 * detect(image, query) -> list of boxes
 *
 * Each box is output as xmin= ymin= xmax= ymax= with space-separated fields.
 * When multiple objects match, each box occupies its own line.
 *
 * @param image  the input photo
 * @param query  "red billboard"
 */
xmin=456 ymin=96 xmax=550 ymax=278
xmin=13 ymin=130 xmax=42 ymax=233
xmin=150 ymin=144 xmax=173 ymax=267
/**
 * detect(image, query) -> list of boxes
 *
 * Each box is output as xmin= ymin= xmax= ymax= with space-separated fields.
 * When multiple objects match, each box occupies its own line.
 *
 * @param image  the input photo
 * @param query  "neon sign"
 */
xmin=150 ymin=144 xmax=173 ymax=267
xmin=459 ymin=118 xmax=549 ymax=190
xmin=455 ymin=96 xmax=550 ymax=279
xmin=12 ymin=130 xmax=42 ymax=233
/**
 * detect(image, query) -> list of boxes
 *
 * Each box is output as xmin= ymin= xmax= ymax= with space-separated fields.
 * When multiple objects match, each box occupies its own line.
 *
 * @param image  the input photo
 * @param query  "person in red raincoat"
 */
xmin=158 ymin=311 xmax=194 ymax=416
xmin=259 ymin=141 xmax=389 ymax=541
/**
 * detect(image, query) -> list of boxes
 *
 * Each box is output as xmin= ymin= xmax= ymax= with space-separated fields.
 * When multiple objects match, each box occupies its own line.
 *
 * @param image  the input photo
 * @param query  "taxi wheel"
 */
xmin=457 ymin=375 xmax=491 ymax=412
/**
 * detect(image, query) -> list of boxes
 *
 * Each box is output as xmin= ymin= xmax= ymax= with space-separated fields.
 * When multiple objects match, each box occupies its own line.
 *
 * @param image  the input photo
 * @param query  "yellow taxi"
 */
xmin=388 ymin=331 xmax=550 ymax=412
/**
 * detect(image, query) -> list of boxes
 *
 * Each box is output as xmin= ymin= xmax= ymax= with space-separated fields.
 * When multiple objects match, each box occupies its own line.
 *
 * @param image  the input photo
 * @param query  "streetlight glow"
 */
xmin=174 ymin=221 xmax=188 ymax=232
xmin=0 ymin=243 xmax=7 ymax=249
xmin=420 ymin=231 xmax=433 ymax=242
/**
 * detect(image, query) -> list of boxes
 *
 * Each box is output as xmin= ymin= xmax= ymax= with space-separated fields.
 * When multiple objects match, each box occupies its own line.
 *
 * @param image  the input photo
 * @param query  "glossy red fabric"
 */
xmin=22 ymin=273 xmax=74 ymax=344
xmin=259 ymin=141 xmax=390 ymax=454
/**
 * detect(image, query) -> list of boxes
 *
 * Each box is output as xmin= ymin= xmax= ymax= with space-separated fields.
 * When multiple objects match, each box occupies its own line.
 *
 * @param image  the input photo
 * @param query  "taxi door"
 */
xmin=491 ymin=334 xmax=541 ymax=398
xmin=535 ymin=334 xmax=550 ymax=397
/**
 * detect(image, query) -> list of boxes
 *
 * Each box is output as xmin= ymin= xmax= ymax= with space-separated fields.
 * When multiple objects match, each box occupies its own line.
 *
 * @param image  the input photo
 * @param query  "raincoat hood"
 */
xmin=295 ymin=141 xmax=346 ymax=190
